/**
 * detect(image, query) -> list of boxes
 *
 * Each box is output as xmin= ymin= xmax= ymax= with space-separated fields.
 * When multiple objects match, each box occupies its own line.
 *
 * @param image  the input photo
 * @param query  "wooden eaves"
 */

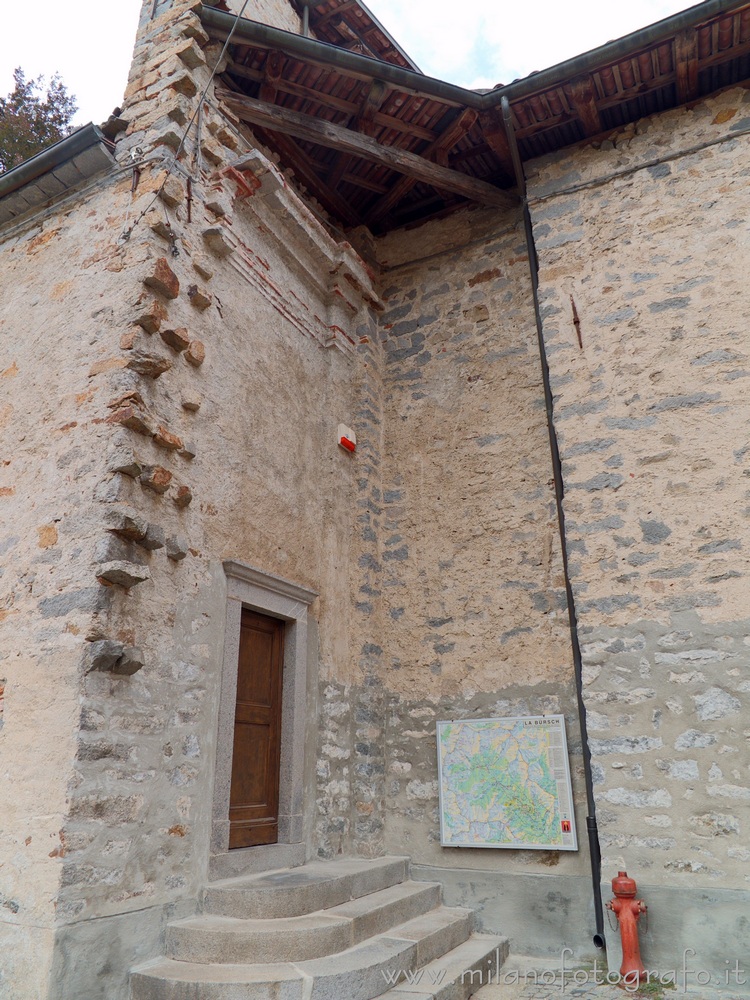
xmin=200 ymin=0 xmax=750 ymax=233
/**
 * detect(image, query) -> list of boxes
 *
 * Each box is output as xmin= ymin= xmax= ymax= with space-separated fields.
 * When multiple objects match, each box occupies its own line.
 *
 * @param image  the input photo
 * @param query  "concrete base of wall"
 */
xmin=0 ymin=922 xmax=56 ymax=1000
xmin=412 ymin=864 xmax=601 ymax=963
xmin=48 ymin=899 xmax=196 ymax=1000
xmin=601 ymin=880 xmax=750 ymax=993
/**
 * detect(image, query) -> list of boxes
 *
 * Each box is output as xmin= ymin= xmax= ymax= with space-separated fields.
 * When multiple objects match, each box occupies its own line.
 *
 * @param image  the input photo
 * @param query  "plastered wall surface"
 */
xmin=528 ymin=85 xmax=750 ymax=969
xmin=0 ymin=175 xmax=142 ymax=997
xmin=0 ymin=1 xmax=384 ymax=995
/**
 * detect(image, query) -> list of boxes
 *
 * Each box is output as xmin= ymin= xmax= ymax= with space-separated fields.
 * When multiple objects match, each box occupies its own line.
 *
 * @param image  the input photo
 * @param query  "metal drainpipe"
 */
xmin=500 ymin=97 xmax=606 ymax=951
xmin=299 ymin=0 xmax=311 ymax=37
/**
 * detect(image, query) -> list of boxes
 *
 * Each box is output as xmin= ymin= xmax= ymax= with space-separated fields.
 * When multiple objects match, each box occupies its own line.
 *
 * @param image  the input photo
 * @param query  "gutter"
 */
xmin=500 ymin=95 xmax=605 ymax=951
xmin=0 ymin=124 xmax=113 ymax=201
xmin=200 ymin=0 xmax=745 ymax=112
xmin=200 ymin=4 xmax=477 ymax=106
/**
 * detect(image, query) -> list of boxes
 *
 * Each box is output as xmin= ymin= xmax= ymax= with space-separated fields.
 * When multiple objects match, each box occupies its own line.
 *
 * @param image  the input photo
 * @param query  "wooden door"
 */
xmin=229 ymin=609 xmax=285 ymax=848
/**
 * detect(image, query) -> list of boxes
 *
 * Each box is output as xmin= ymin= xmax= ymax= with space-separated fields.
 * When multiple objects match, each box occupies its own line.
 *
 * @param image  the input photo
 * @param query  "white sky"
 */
xmin=0 ymin=0 xmax=697 ymax=126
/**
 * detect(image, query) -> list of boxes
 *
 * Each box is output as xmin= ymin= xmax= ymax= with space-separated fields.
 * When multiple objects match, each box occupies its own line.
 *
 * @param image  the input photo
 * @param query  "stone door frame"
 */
xmin=211 ymin=560 xmax=317 ymax=878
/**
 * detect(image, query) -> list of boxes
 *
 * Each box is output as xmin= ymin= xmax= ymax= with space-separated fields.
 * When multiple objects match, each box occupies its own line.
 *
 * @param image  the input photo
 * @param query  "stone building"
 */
xmin=1 ymin=0 xmax=749 ymax=996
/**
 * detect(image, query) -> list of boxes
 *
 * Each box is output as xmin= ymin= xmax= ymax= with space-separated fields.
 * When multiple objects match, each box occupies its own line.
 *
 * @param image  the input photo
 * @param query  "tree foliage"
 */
xmin=0 ymin=68 xmax=78 ymax=173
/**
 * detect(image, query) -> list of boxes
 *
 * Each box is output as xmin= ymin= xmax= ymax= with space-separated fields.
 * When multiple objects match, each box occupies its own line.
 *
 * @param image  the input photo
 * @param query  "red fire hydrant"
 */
xmin=606 ymin=871 xmax=647 ymax=981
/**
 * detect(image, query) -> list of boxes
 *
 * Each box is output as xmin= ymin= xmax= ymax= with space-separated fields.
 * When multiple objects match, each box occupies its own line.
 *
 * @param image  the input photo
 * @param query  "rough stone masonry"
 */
xmin=527 ymin=84 xmax=750 ymax=972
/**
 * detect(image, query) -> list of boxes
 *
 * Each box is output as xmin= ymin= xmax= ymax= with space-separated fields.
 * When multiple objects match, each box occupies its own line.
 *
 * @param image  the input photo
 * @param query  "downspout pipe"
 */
xmin=500 ymin=96 xmax=606 ymax=952
xmin=299 ymin=0 xmax=310 ymax=37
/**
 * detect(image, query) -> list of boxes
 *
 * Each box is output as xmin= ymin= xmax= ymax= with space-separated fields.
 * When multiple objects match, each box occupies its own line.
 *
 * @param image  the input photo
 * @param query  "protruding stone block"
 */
xmin=160 ymin=327 xmax=190 ymax=352
xmin=166 ymin=535 xmax=189 ymax=561
xmin=202 ymin=226 xmax=233 ymax=258
xmin=114 ymin=647 xmax=145 ymax=676
xmin=97 ymin=561 xmax=151 ymax=589
xmin=181 ymin=395 xmax=201 ymax=412
xmin=180 ymin=441 xmax=196 ymax=460
xmin=169 ymin=71 xmax=198 ymax=98
xmin=192 ymin=255 xmax=214 ymax=280
xmin=200 ymin=138 xmax=225 ymax=167
xmin=173 ymin=485 xmax=193 ymax=508
xmin=187 ymin=285 xmax=212 ymax=310
xmin=107 ymin=442 xmax=142 ymax=479
xmin=181 ymin=16 xmax=209 ymax=47
xmin=143 ymin=258 xmax=180 ymax=300
xmin=107 ymin=405 xmax=154 ymax=437
xmin=145 ymin=209 xmax=177 ymax=242
xmin=105 ymin=505 xmax=148 ymax=542
xmin=176 ymin=39 xmax=206 ymax=70
xmin=154 ymin=426 xmax=183 ymax=451
xmin=140 ymin=466 xmax=173 ymax=494
xmin=93 ymin=474 xmax=133 ymax=504
xmin=85 ymin=639 xmax=125 ymax=672
xmin=205 ymin=195 xmax=230 ymax=217
xmin=209 ymin=124 xmax=239 ymax=151
xmin=159 ymin=176 xmax=185 ymax=209
xmin=141 ymin=524 xmax=166 ymax=551
xmin=135 ymin=299 xmax=169 ymax=334
xmin=185 ymin=341 xmax=205 ymax=367
xmin=126 ymin=350 xmax=172 ymax=379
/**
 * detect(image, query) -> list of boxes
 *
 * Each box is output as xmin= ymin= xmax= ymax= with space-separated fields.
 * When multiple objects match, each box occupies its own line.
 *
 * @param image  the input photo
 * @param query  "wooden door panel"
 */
xmin=236 ymin=626 xmax=275 ymax=704
xmin=229 ymin=724 xmax=270 ymax=808
xmin=229 ymin=609 xmax=284 ymax=849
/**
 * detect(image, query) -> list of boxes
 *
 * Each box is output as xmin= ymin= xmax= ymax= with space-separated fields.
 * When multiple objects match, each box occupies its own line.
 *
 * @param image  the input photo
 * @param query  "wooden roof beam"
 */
xmin=327 ymin=78 xmax=388 ymax=188
xmin=567 ymin=75 xmax=603 ymax=137
xmin=226 ymin=64 xmax=438 ymax=141
xmin=310 ymin=1 xmax=358 ymax=30
xmin=216 ymin=88 xmax=515 ymax=213
xmin=328 ymin=80 xmax=388 ymax=189
xmin=259 ymin=51 xmax=285 ymax=102
xmin=332 ymin=19 xmax=381 ymax=60
xmin=675 ymin=28 xmax=700 ymax=103
xmin=367 ymin=107 xmax=480 ymax=223
xmin=479 ymin=108 xmax=516 ymax=180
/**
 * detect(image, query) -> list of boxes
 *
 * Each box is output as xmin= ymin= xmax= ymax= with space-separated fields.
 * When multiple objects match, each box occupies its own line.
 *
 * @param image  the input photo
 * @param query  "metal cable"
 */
xmin=119 ymin=0 xmax=251 ymax=243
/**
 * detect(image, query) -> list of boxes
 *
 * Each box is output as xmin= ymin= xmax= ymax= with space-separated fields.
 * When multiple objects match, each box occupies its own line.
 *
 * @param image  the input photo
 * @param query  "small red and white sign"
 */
xmin=338 ymin=424 xmax=356 ymax=453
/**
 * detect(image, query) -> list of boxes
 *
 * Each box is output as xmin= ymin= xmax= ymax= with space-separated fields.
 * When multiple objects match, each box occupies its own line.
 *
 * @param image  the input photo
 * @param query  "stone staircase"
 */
xmin=131 ymin=856 xmax=508 ymax=999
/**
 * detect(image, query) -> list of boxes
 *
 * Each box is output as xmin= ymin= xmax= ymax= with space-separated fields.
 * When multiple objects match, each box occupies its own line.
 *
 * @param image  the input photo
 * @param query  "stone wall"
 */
xmin=371 ymin=208 xmax=595 ymax=955
xmin=0 ymin=0 xmax=387 ymax=995
xmin=4 ymin=0 xmax=750 ymax=990
xmin=528 ymin=84 xmax=750 ymax=971
xmin=0 ymin=192 xmax=126 ymax=998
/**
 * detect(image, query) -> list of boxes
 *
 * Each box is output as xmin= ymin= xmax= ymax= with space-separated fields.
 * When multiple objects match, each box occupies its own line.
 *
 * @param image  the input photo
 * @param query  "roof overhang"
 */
xmin=201 ymin=0 xmax=750 ymax=232
xmin=289 ymin=0 xmax=421 ymax=71
xmin=0 ymin=124 xmax=116 ymax=230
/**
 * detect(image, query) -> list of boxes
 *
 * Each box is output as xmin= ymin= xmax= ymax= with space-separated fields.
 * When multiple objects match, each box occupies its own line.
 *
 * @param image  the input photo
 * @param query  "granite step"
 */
xmin=130 ymin=857 xmax=509 ymax=1000
xmin=203 ymin=855 xmax=409 ymax=920
xmin=131 ymin=925 xmax=506 ymax=1000
xmin=166 ymin=882 xmax=444 ymax=964
xmin=381 ymin=934 xmax=510 ymax=1000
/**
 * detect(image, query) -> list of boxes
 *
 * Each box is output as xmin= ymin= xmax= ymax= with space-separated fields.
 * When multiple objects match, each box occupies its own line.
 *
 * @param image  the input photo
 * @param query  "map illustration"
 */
xmin=436 ymin=716 xmax=577 ymax=850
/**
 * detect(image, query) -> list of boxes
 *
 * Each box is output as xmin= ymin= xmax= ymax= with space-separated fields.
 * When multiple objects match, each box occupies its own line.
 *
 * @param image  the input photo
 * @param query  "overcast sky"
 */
xmin=0 ymin=0 xmax=697 ymax=126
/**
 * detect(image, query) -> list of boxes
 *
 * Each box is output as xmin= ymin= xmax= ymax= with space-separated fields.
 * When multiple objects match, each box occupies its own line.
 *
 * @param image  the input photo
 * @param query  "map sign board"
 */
xmin=436 ymin=715 xmax=578 ymax=850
